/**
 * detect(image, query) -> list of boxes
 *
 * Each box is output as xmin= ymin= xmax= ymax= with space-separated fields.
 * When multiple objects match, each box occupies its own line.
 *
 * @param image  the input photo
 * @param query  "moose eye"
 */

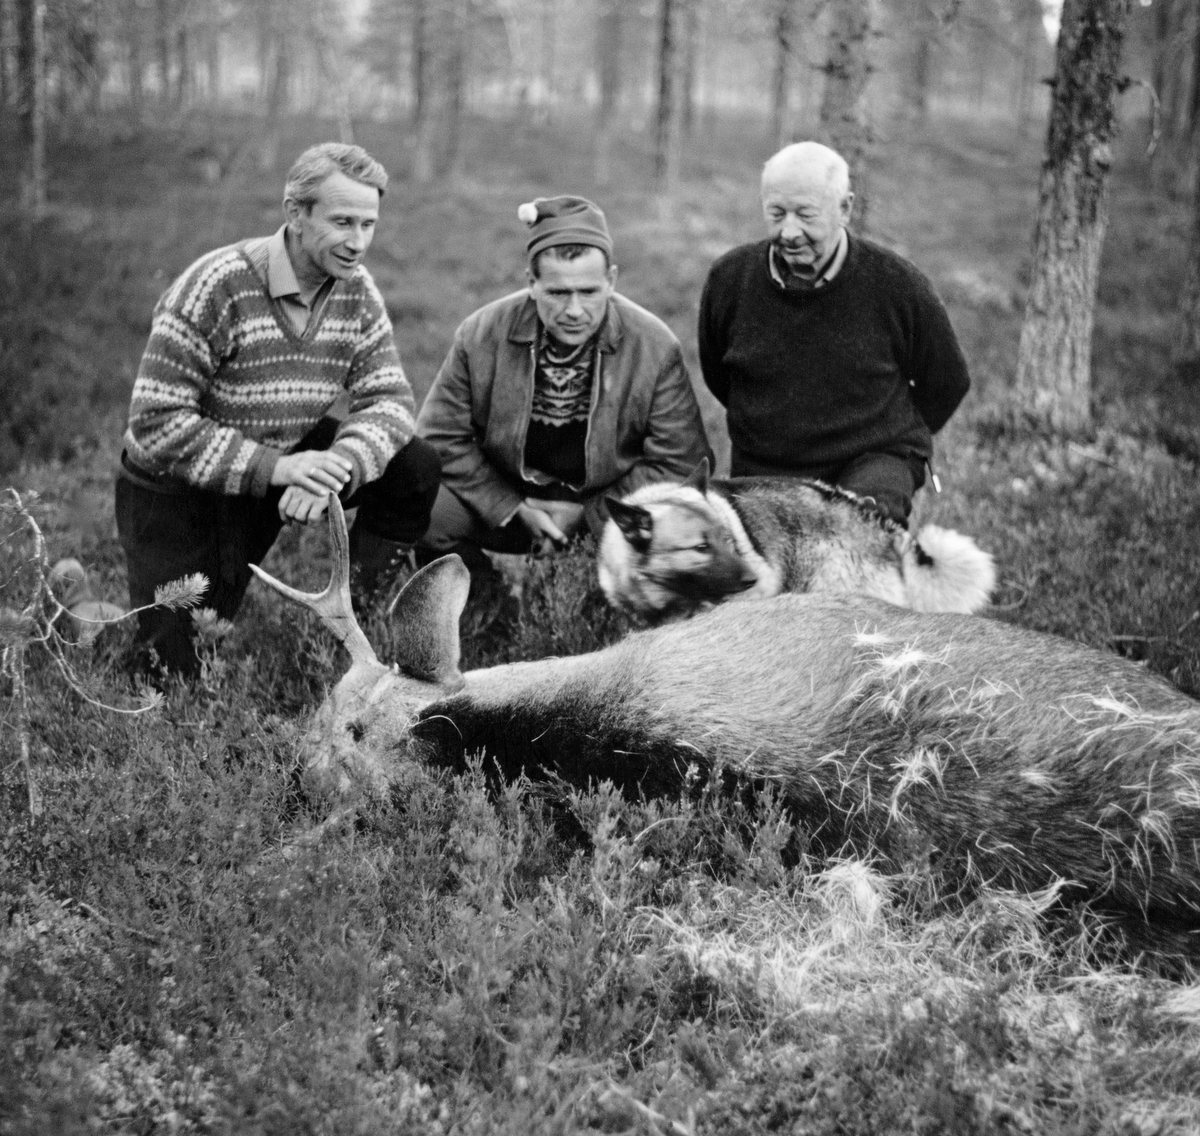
xmin=694 ymin=541 xmax=710 ymax=553
xmin=348 ymin=721 xmax=366 ymax=743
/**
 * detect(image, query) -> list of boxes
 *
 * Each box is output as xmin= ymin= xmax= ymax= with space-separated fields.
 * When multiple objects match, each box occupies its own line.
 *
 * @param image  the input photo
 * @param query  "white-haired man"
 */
xmin=698 ymin=141 xmax=970 ymax=524
xmin=116 ymin=142 xmax=441 ymax=676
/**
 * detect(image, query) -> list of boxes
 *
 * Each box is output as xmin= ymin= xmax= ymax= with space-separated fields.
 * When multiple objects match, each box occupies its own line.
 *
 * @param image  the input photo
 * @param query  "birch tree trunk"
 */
xmin=1 ymin=0 xmax=14 ymax=111
xmin=1013 ymin=0 xmax=1131 ymax=433
xmin=902 ymin=0 xmax=936 ymax=125
xmin=411 ymin=0 xmax=427 ymax=127
xmin=16 ymin=0 xmax=45 ymax=219
xmin=1173 ymin=159 xmax=1200 ymax=379
xmin=680 ymin=0 xmax=700 ymax=138
xmin=413 ymin=0 xmax=468 ymax=183
xmin=592 ymin=0 xmax=622 ymax=185
xmin=770 ymin=0 xmax=797 ymax=149
xmin=818 ymin=0 xmax=874 ymax=229
xmin=654 ymin=0 xmax=689 ymax=191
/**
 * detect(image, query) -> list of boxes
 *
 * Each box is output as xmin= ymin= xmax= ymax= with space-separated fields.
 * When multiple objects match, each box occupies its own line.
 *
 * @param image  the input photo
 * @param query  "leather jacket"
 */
xmin=417 ymin=289 xmax=713 ymax=530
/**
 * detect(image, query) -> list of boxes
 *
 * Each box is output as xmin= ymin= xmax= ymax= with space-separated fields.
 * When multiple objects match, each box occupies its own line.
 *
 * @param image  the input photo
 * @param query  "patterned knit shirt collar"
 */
xmin=531 ymin=326 xmax=596 ymax=427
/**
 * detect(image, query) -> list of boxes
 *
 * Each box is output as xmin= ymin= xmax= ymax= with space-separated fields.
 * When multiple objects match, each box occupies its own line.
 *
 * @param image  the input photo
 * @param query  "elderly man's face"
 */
xmin=527 ymin=247 xmax=617 ymax=346
xmin=761 ymin=169 xmax=851 ymax=276
xmin=285 ymin=171 xmax=380 ymax=289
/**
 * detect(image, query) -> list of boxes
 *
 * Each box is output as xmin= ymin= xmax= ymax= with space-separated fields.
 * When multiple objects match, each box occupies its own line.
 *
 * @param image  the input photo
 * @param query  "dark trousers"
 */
xmin=115 ymin=421 xmax=441 ymax=676
xmin=730 ymin=450 xmax=926 ymax=525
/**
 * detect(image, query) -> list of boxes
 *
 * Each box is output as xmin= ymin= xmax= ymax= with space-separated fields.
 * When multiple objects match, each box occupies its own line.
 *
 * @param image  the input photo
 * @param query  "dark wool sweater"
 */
xmin=698 ymin=235 xmax=970 ymax=473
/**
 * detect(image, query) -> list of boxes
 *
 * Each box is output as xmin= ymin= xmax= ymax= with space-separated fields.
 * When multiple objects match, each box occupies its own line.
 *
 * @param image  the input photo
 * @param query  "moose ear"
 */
xmin=386 ymin=555 xmax=470 ymax=686
xmin=606 ymin=498 xmax=654 ymax=554
xmin=682 ymin=456 xmax=711 ymax=493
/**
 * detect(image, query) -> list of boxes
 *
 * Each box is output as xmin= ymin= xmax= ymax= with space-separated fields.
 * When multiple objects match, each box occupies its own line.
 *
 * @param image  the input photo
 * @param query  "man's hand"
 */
xmin=271 ymin=450 xmax=353 ymax=495
xmin=278 ymin=485 xmax=332 ymax=526
xmin=516 ymin=499 xmax=585 ymax=555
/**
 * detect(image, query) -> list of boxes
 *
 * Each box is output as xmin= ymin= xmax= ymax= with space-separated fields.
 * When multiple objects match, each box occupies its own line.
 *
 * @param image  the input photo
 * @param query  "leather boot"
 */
xmin=349 ymin=526 xmax=413 ymax=609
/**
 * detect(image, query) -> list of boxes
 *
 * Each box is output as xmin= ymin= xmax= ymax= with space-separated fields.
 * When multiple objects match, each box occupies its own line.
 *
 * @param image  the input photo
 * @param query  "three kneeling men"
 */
xmin=117 ymin=140 xmax=969 ymax=676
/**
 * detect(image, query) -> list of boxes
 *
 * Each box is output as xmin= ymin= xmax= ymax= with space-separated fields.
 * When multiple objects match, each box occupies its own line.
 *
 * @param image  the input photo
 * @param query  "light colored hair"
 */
xmin=284 ymin=143 xmax=388 ymax=211
xmin=761 ymin=142 xmax=850 ymax=201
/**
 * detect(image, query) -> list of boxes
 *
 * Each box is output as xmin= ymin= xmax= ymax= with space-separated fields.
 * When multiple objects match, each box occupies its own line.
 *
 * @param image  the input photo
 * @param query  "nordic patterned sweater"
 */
xmin=123 ymin=243 xmax=416 ymax=497
xmin=698 ymin=235 xmax=970 ymax=474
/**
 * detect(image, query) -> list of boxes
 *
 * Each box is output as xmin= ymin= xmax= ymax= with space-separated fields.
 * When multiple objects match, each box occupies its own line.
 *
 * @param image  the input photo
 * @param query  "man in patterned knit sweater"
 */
xmin=416 ymin=195 xmax=711 ymax=574
xmin=116 ymin=143 xmax=441 ymax=676
xmin=699 ymin=141 xmax=970 ymax=524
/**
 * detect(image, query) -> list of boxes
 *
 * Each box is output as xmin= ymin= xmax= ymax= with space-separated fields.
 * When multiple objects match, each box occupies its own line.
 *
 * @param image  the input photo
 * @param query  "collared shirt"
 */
xmin=243 ymin=225 xmax=335 ymax=335
xmin=768 ymin=227 xmax=849 ymax=292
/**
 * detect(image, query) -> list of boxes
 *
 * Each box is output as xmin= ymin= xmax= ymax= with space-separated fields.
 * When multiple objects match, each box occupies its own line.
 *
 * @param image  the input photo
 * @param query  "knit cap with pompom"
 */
xmin=518 ymin=195 xmax=612 ymax=264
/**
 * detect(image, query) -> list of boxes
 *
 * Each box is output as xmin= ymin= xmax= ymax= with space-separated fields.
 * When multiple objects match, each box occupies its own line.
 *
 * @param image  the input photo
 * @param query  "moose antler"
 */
xmin=250 ymin=496 xmax=379 ymax=669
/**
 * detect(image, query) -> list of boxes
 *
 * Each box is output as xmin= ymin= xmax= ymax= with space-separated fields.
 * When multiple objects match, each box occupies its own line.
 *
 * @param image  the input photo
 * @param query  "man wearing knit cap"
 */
xmin=417 ymin=194 xmax=711 ymax=571
xmin=116 ymin=142 xmax=441 ymax=677
xmin=699 ymin=141 xmax=970 ymax=524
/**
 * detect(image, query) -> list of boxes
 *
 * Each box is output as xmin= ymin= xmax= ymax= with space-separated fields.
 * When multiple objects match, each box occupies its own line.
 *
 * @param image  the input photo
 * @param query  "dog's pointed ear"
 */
xmin=682 ymin=457 xmax=711 ymax=493
xmin=386 ymin=554 xmax=469 ymax=687
xmin=606 ymin=498 xmax=654 ymax=554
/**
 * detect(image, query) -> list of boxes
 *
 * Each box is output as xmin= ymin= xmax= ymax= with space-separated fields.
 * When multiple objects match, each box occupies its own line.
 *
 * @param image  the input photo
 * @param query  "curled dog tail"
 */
xmin=901 ymin=525 xmax=996 ymax=614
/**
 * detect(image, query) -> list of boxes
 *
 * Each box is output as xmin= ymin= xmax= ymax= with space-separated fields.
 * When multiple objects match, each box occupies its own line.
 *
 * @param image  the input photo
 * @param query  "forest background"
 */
xmin=5 ymin=1 xmax=1200 ymax=1133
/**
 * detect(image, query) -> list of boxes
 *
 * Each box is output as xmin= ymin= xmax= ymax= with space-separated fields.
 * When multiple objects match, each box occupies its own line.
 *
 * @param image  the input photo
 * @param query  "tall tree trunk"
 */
xmin=443 ymin=0 xmax=468 ymax=176
xmin=175 ymin=23 xmax=189 ymax=107
xmin=539 ymin=0 xmax=555 ymax=124
xmin=258 ymin=30 xmax=290 ymax=172
xmin=125 ymin=0 xmax=143 ymax=118
xmin=206 ymin=20 xmax=220 ymax=103
xmin=1188 ymin=9 xmax=1200 ymax=140
xmin=903 ymin=1 xmax=936 ymax=124
xmin=16 ymin=0 xmax=45 ymax=218
xmin=818 ymin=0 xmax=874 ymax=229
xmin=680 ymin=0 xmax=699 ymax=138
xmin=1174 ymin=157 xmax=1200 ymax=380
xmin=156 ymin=0 xmax=171 ymax=105
xmin=1013 ymin=0 xmax=1131 ymax=433
xmin=770 ymin=0 xmax=797 ymax=149
xmin=1152 ymin=0 xmax=1173 ymax=120
xmin=1013 ymin=0 xmax=1043 ymax=143
xmin=593 ymin=0 xmax=622 ymax=185
xmin=413 ymin=0 xmax=467 ymax=183
xmin=411 ymin=0 xmax=427 ymax=126
xmin=0 ymin=0 xmax=11 ymax=111
xmin=654 ymin=0 xmax=689 ymax=191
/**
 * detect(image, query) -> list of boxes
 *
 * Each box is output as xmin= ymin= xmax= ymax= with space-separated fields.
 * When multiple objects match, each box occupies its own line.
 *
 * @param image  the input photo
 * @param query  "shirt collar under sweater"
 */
xmin=768 ymin=227 xmax=849 ymax=292
xmin=243 ymin=225 xmax=335 ymax=335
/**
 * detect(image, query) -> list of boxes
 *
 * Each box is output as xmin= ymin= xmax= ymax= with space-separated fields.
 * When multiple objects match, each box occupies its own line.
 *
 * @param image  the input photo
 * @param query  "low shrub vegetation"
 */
xmin=3 ymin=113 xmax=1200 ymax=1133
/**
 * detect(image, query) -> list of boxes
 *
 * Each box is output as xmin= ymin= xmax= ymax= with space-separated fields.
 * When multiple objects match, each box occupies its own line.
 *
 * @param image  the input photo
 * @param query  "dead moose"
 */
xmin=254 ymin=499 xmax=1200 ymax=944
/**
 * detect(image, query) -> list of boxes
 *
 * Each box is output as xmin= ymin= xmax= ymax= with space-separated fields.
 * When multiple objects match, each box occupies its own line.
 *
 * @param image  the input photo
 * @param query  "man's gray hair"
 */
xmin=761 ymin=142 xmax=850 ymax=201
xmin=284 ymin=143 xmax=388 ymax=210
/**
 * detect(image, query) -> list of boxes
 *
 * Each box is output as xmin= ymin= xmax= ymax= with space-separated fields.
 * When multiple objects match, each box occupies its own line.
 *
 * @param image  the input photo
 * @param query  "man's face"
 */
xmin=285 ymin=171 xmax=380 ymax=287
xmin=527 ymin=247 xmax=617 ymax=346
xmin=761 ymin=169 xmax=851 ymax=275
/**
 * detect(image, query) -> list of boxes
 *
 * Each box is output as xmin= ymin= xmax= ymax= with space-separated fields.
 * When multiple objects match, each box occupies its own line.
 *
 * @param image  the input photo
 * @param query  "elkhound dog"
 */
xmin=598 ymin=461 xmax=995 ymax=621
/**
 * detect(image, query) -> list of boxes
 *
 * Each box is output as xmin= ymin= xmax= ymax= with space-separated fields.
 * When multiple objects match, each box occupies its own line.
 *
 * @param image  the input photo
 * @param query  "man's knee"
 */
xmin=384 ymin=436 xmax=442 ymax=494
xmin=351 ymin=437 xmax=442 ymax=546
xmin=418 ymin=485 xmax=533 ymax=557
xmin=835 ymin=452 xmax=923 ymax=525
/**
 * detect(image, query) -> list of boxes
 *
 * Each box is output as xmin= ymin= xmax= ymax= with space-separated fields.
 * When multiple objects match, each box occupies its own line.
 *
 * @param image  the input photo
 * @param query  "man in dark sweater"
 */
xmin=698 ymin=141 xmax=970 ymax=524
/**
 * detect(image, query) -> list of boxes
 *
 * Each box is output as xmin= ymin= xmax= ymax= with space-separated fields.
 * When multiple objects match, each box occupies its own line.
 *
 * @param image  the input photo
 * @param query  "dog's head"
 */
xmin=605 ymin=492 xmax=758 ymax=606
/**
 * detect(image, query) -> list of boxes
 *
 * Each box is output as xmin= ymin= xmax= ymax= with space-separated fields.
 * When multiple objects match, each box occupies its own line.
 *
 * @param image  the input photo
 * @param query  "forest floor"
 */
xmin=3 ymin=108 xmax=1200 ymax=1134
